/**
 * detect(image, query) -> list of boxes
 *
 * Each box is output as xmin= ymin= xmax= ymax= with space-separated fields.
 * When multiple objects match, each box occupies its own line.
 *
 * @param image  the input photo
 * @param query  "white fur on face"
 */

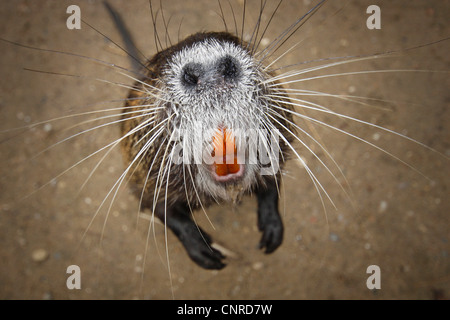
xmin=157 ymin=38 xmax=275 ymax=201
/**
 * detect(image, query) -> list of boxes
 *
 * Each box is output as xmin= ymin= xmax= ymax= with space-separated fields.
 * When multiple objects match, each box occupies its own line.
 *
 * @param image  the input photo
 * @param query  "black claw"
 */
xmin=154 ymin=202 xmax=226 ymax=270
xmin=184 ymin=235 xmax=226 ymax=270
xmin=256 ymin=179 xmax=284 ymax=254
xmin=259 ymin=218 xmax=283 ymax=254
xmin=178 ymin=224 xmax=227 ymax=270
xmin=197 ymin=248 xmax=226 ymax=270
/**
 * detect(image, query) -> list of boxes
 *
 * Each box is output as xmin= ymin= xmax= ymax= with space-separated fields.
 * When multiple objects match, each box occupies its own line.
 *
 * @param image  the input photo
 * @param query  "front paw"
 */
xmin=258 ymin=212 xmax=283 ymax=254
xmin=179 ymin=227 xmax=226 ymax=270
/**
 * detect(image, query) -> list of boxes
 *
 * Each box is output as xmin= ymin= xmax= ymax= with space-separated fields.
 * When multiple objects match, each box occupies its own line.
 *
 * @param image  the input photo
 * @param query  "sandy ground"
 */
xmin=0 ymin=0 xmax=448 ymax=300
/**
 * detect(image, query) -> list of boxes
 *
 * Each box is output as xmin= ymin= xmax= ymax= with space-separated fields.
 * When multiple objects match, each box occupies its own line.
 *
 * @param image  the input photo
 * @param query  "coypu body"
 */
xmin=120 ymin=32 xmax=295 ymax=269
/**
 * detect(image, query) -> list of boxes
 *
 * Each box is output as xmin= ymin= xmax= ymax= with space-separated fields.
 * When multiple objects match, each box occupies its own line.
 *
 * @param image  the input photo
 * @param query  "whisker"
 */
xmin=262 ymin=39 xmax=305 ymax=72
xmin=252 ymin=0 xmax=283 ymax=55
xmin=257 ymin=123 xmax=281 ymax=196
xmin=78 ymin=115 xmax=161 ymax=195
xmin=248 ymin=104 xmax=283 ymax=195
xmin=216 ymin=0 xmax=229 ymax=33
xmin=158 ymin=0 xmax=173 ymax=48
xmin=255 ymin=0 xmax=326 ymax=66
xmin=276 ymin=121 xmax=334 ymax=214
xmin=31 ymin=108 xmax=159 ymax=160
xmin=240 ymin=0 xmax=247 ymax=45
xmin=227 ymin=0 xmax=239 ymax=37
xmin=148 ymin=0 xmax=164 ymax=53
xmin=81 ymin=14 xmax=148 ymax=74
xmin=81 ymin=114 xmax=170 ymax=254
xmin=186 ymin=159 xmax=216 ymax=230
xmin=0 ymin=37 xmax=148 ymax=80
xmin=140 ymin=135 xmax=168 ymax=292
xmin=25 ymin=112 xmax=167 ymax=202
xmin=151 ymin=122 xmax=177 ymax=214
xmin=116 ymin=70 xmax=172 ymax=102
xmin=64 ymin=107 xmax=160 ymax=132
xmin=265 ymin=107 xmax=349 ymax=204
xmin=267 ymin=104 xmax=352 ymax=197
xmin=0 ymin=97 xmax=154 ymax=134
xmin=273 ymin=36 xmax=450 ymax=74
xmin=268 ymin=68 xmax=446 ymax=88
xmin=270 ymin=100 xmax=439 ymax=181
xmin=22 ymin=67 xmax=155 ymax=98
xmin=267 ymin=95 xmax=449 ymax=161
xmin=265 ymin=55 xmax=391 ymax=84
xmin=183 ymin=164 xmax=216 ymax=250
xmin=277 ymin=87 xmax=398 ymax=110
xmin=163 ymin=133 xmax=177 ymax=299
xmin=247 ymin=0 xmax=267 ymax=54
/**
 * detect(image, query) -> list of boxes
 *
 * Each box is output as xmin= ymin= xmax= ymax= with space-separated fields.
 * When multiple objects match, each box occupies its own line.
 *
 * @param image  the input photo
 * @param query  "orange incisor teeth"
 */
xmin=212 ymin=128 xmax=240 ymax=176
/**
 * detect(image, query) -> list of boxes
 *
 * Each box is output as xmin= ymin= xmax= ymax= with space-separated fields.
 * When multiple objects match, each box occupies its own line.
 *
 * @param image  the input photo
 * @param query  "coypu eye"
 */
xmin=182 ymin=63 xmax=202 ymax=86
xmin=218 ymin=55 xmax=240 ymax=81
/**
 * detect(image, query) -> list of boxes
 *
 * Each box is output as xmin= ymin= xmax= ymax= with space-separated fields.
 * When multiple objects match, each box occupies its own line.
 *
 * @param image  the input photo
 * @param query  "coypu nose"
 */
xmin=217 ymin=55 xmax=240 ymax=81
xmin=181 ymin=56 xmax=241 ymax=89
xmin=211 ymin=127 xmax=243 ymax=181
xmin=182 ymin=62 xmax=203 ymax=86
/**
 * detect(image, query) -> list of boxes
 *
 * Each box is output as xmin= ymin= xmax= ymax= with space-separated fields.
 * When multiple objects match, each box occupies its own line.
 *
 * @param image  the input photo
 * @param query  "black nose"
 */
xmin=181 ymin=56 xmax=241 ymax=89
xmin=182 ymin=63 xmax=203 ymax=86
xmin=217 ymin=55 xmax=240 ymax=81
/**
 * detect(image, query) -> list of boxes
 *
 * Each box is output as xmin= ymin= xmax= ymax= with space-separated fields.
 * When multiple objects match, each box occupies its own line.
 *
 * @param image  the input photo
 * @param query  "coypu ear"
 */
xmin=256 ymin=179 xmax=283 ymax=254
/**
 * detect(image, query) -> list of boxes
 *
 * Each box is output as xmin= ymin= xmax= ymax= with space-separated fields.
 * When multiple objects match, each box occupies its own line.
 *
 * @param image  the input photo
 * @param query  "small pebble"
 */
xmin=252 ymin=262 xmax=264 ymax=271
xmin=260 ymin=37 xmax=270 ymax=47
xmin=43 ymin=123 xmax=52 ymax=132
xmin=329 ymin=233 xmax=339 ymax=242
xmin=378 ymin=200 xmax=388 ymax=213
xmin=42 ymin=292 xmax=53 ymax=300
xmin=372 ymin=133 xmax=381 ymax=141
xmin=397 ymin=181 xmax=408 ymax=190
xmin=230 ymin=285 xmax=241 ymax=296
xmin=32 ymin=249 xmax=49 ymax=262
xmin=16 ymin=112 xmax=24 ymax=120
xmin=340 ymin=38 xmax=349 ymax=47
